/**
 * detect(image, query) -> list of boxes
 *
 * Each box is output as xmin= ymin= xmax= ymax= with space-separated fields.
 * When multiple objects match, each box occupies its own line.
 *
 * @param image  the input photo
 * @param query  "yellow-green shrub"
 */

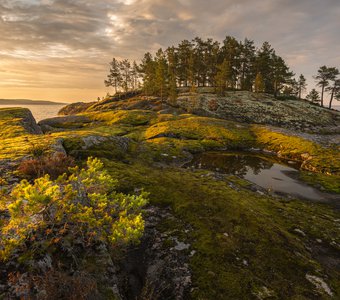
xmin=0 ymin=157 xmax=148 ymax=260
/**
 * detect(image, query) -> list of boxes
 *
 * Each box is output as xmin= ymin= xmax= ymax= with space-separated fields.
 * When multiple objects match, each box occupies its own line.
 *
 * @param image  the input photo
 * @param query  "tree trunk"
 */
xmin=273 ymin=80 xmax=277 ymax=99
xmin=321 ymin=85 xmax=324 ymax=107
xmin=329 ymin=87 xmax=334 ymax=109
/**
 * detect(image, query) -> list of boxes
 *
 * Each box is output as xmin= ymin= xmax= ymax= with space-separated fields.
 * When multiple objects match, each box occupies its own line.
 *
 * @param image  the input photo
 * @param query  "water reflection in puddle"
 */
xmin=184 ymin=152 xmax=335 ymax=202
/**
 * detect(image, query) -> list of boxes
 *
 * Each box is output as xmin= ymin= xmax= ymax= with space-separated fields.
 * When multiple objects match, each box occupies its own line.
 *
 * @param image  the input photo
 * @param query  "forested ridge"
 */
xmin=106 ymin=36 xmax=295 ymax=97
xmin=105 ymin=36 xmax=340 ymax=108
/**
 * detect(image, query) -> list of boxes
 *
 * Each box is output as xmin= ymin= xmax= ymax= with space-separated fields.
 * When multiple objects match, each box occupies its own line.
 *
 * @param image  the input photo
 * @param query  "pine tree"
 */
xmin=325 ymin=67 xmax=340 ymax=109
xmin=177 ymin=40 xmax=193 ymax=87
xmin=271 ymin=52 xmax=294 ymax=98
xmin=119 ymin=59 xmax=132 ymax=92
xmin=206 ymin=38 xmax=220 ymax=87
xmin=282 ymin=82 xmax=297 ymax=98
xmin=306 ymin=89 xmax=320 ymax=104
xmin=297 ymin=74 xmax=307 ymax=99
xmin=215 ymin=59 xmax=232 ymax=95
xmin=280 ymin=78 xmax=299 ymax=98
xmin=166 ymin=46 xmax=178 ymax=103
xmin=254 ymin=72 xmax=265 ymax=93
xmin=327 ymin=78 xmax=340 ymax=109
xmin=139 ymin=52 xmax=156 ymax=96
xmin=193 ymin=37 xmax=205 ymax=87
xmin=104 ymin=58 xmax=122 ymax=94
xmin=188 ymin=51 xmax=196 ymax=91
xmin=335 ymin=86 xmax=340 ymax=103
xmin=131 ymin=61 xmax=139 ymax=90
xmin=221 ymin=36 xmax=241 ymax=89
xmin=255 ymin=42 xmax=274 ymax=93
xmin=240 ymin=38 xmax=256 ymax=91
xmin=155 ymin=49 xmax=168 ymax=101
xmin=314 ymin=66 xmax=334 ymax=107
xmin=168 ymin=75 xmax=177 ymax=104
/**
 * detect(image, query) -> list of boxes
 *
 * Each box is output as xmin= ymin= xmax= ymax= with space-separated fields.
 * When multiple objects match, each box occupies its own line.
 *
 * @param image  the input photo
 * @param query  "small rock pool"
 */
xmin=184 ymin=151 xmax=338 ymax=204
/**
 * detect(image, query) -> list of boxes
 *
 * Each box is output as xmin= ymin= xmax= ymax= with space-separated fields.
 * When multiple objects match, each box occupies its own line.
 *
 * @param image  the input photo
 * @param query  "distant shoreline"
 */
xmin=0 ymin=99 xmax=67 ymax=105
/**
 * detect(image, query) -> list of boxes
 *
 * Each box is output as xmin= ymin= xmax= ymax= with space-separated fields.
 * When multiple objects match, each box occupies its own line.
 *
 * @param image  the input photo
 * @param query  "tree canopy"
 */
xmin=105 ymin=36 xmax=295 ymax=98
xmin=104 ymin=36 xmax=339 ymax=109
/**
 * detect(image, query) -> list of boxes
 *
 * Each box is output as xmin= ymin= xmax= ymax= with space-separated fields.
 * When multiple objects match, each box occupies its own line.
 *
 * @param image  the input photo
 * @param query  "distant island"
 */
xmin=0 ymin=99 xmax=67 ymax=105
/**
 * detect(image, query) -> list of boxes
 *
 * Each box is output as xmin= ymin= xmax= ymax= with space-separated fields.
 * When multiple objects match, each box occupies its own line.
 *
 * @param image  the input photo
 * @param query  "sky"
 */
xmin=0 ymin=0 xmax=339 ymax=103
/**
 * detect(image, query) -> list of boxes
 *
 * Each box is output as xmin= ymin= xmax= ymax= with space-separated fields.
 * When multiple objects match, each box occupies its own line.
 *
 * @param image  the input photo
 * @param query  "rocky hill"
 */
xmin=59 ymin=89 xmax=340 ymax=133
xmin=174 ymin=90 xmax=340 ymax=132
xmin=1 ymin=91 xmax=340 ymax=299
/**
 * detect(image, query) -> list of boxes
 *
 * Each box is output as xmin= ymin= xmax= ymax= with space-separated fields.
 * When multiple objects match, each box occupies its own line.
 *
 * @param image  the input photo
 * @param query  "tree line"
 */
xmin=105 ymin=36 xmax=340 ymax=108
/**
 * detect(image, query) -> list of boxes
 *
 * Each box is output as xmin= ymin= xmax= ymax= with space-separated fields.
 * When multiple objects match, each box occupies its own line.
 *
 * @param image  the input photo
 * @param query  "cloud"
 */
xmin=0 ymin=0 xmax=339 ymax=101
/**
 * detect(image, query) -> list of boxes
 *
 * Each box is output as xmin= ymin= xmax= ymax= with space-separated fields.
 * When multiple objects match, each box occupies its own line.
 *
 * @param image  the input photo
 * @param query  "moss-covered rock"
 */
xmin=38 ymin=115 xmax=92 ymax=132
xmin=89 ymin=109 xmax=156 ymax=126
xmin=58 ymin=101 xmax=95 ymax=115
xmin=0 ymin=107 xmax=42 ymax=138
xmin=173 ymin=91 xmax=339 ymax=131
xmin=253 ymin=126 xmax=340 ymax=175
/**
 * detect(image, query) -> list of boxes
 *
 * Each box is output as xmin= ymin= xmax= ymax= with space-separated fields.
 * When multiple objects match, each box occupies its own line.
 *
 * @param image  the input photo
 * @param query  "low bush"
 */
xmin=18 ymin=153 xmax=75 ymax=179
xmin=1 ymin=157 xmax=148 ymax=261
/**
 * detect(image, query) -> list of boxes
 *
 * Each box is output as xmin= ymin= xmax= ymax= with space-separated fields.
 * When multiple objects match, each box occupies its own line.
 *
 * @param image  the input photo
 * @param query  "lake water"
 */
xmin=0 ymin=104 xmax=66 ymax=122
xmin=184 ymin=151 xmax=338 ymax=204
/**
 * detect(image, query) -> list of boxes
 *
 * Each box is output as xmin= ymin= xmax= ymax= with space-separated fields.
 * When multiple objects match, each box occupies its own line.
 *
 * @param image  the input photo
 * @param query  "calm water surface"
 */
xmin=0 ymin=104 xmax=65 ymax=122
xmin=185 ymin=152 xmax=338 ymax=203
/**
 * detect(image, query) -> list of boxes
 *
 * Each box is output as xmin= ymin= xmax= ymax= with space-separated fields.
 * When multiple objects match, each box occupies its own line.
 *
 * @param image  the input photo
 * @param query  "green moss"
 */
xmin=0 ymin=107 xmax=30 ymax=119
xmin=0 ymin=108 xmax=51 ymax=160
xmin=253 ymin=126 xmax=340 ymax=175
xmin=88 ymin=109 xmax=157 ymax=126
xmin=299 ymin=171 xmax=340 ymax=193
xmin=144 ymin=116 xmax=254 ymax=148
xmin=0 ymin=108 xmax=34 ymax=139
xmin=104 ymin=160 xmax=339 ymax=299
xmin=0 ymin=135 xmax=53 ymax=160
xmin=226 ymin=175 xmax=253 ymax=188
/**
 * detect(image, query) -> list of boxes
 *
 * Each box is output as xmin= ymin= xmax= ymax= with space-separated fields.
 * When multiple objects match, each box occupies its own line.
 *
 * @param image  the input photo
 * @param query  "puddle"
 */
xmin=184 ymin=151 xmax=339 ymax=204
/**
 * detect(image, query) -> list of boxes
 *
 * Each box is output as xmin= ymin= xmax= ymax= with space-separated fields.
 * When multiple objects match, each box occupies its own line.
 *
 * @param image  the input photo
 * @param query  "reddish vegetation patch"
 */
xmin=208 ymin=99 xmax=218 ymax=111
xmin=18 ymin=153 xmax=75 ymax=179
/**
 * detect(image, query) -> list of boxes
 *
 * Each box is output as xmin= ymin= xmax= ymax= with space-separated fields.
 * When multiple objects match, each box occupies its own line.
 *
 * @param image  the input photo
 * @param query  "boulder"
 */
xmin=21 ymin=109 xmax=43 ymax=134
xmin=81 ymin=135 xmax=130 ymax=152
xmin=38 ymin=115 xmax=91 ymax=131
